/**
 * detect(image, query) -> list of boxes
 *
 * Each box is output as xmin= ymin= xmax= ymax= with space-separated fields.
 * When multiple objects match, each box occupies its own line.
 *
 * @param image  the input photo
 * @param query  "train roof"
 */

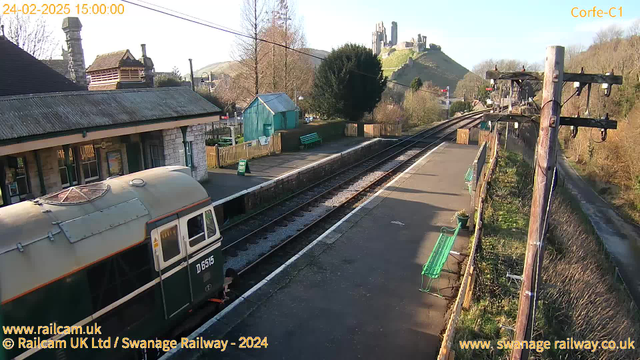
xmin=0 ymin=166 xmax=210 ymax=304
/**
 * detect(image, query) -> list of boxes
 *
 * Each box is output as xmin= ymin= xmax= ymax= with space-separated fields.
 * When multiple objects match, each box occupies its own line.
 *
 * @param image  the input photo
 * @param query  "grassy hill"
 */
xmin=382 ymin=49 xmax=469 ymax=93
xmin=195 ymin=48 xmax=329 ymax=77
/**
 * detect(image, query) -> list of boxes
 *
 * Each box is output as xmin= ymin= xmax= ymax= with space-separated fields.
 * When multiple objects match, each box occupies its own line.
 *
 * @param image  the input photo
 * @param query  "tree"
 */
xmin=454 ymin=72 xmax=488 ymax=101
xmin=155 ymin=76 xmax=182 ymax=87
xmin=410 ymin=77 xmax=423 ymax=92
xmin=594 ymin=24 xmax=624 ymax=44
xmin=311 ymin=44 xmax=387 ymax=121
xmin=233 ymin=0 xmax=267 ymax=99
xmin=155 ymin=66 xmax=182 ymax=87
xmin=403 ymin=83 xmax=442 ymax=126
xmin=260 ymin=0 xmax=314 ymax=100
xmin=0 ymin=14 xmax=58 ymax=59
xmin=449 ymin=101 xmax=472 ymax=116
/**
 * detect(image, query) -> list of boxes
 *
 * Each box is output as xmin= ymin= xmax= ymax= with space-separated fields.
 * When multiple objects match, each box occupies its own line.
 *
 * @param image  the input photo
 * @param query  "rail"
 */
xmin=224 ymin=112 xmax=487 ymax=274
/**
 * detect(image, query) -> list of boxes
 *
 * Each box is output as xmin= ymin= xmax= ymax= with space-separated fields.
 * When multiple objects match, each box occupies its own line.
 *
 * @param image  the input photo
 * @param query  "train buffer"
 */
xmin=419 ymin=223 xmax=462 ymax=298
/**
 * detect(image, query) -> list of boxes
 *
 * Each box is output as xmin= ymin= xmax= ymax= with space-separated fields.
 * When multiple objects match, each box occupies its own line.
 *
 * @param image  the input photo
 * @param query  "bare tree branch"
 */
xmin=0 ymin=14 xmax=58 ymax=59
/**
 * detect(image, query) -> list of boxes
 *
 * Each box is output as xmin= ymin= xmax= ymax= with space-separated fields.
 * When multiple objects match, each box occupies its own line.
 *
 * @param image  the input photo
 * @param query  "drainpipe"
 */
xmin=180 ymin=126 xmax=190 ymax=168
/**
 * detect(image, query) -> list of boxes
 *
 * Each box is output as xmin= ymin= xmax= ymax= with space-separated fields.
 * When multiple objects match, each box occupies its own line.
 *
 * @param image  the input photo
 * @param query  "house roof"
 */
xmin=0 ymin=87 xmax=221 ymax=143
xmin=41 ymin=59 xmax=71 ymax=78
xmin=251 ymin=93 xmax=297 ymax=114
xmin=0 ymin=36 xmax=83 ymax=96
xmin=87 ymin=49 xmax=145 ymax=72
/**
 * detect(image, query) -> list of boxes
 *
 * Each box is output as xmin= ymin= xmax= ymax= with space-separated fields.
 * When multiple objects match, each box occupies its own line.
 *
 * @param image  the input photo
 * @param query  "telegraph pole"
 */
xmin=511 ymin=45 xmax=564 ymax=360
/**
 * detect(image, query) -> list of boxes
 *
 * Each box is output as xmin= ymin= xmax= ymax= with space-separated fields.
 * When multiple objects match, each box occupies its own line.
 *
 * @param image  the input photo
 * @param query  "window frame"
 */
xmin=151 ymin=220 xmax=185 ymax=271
xmin=79 ymin=144 xmax=100 ymax=182
xmin=57 ymin=148 xmax=78 ymax=188
xmin=179 ymin=206 xmax=221 ymax=255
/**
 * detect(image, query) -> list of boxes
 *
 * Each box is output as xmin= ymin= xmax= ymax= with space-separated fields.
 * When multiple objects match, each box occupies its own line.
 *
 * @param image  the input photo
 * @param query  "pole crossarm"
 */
xmin=559 ymin=116 xmax=617 ymax=129
xmin=486 ymin=71 xmax=623 ymax=85
xmin=483 ymin=113 xmax=618 ymax=129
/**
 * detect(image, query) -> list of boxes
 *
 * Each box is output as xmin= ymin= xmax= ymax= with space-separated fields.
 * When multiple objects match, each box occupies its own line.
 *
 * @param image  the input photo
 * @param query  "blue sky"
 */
xmin=13 ymin=0 xmax=640 ymax=74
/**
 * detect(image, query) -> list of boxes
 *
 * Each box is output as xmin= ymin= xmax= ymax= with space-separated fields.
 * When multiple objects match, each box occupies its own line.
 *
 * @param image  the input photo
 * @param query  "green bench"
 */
xmin=419 ymin=223 xmax=462 ymax=297
xmin=300 ymin=132 xmax=322 ymax=148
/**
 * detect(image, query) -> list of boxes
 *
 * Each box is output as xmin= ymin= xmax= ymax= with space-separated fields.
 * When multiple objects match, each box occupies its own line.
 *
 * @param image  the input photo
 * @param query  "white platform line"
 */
xmin=161 ymin=141 xmax=446 ymax=359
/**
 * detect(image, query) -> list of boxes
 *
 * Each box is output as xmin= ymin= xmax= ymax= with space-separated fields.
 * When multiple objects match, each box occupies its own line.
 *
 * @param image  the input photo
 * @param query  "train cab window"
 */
xmin=187 ymin=214 xmax=206 ymax=247
xmin=205 ymin=210 xmax=217 ymax=239
xmin=160 ymin=225 xmax=181 ymax=262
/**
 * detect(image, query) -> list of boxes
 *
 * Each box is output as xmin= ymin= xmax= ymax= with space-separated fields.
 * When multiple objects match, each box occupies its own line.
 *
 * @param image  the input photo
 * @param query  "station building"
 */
xmin=0 ymin=32 xmax=221 ymax=207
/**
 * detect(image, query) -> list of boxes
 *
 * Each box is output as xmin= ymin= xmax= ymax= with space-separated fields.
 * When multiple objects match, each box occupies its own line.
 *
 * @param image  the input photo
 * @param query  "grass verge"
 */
xmin=454 ymin=151 xmax=532 ymax=360
xmin=454 ymin=150 xmax=640 ymax=359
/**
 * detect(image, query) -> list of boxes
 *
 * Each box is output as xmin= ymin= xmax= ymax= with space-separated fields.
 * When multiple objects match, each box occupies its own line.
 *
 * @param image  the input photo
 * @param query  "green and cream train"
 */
xmin=0 ymin=166 xmax=229 ymax=360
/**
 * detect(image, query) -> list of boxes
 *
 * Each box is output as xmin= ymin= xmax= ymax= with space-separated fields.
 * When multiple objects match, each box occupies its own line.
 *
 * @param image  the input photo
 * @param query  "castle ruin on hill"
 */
xmin=371 ymin=21 xmax=431 ymax=56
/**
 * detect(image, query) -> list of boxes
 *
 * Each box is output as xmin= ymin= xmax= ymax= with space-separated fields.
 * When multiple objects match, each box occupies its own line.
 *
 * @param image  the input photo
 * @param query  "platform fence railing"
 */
xmin=438 ymin=130 xmax=499 ymax=360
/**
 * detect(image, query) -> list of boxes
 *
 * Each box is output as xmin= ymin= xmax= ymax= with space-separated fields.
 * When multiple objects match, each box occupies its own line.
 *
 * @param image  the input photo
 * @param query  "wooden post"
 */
xmin=463 ymin=266 xmax=476 ymax=310
xmin=511 ymin=46 xmax=564 ymax=360
xmin=505 ymin=122 xmax=509 ymax=150
xmin=214 ymin=144 xmax=220 ymax=168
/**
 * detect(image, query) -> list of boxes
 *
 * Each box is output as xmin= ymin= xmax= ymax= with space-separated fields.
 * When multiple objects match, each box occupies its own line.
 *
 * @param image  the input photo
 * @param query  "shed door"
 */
xmin=152 ymin=220 xmax=191 ymax=319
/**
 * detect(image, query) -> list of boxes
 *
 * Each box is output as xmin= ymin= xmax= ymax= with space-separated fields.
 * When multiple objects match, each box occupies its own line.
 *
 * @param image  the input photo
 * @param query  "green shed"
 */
xmin=243 ymin=93 xmax=298 ymax=142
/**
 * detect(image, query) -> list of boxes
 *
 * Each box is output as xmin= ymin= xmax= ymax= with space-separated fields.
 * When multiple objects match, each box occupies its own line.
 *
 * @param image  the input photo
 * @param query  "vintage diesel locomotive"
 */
xmin=0 ymin=167 xmax=228 ymax=360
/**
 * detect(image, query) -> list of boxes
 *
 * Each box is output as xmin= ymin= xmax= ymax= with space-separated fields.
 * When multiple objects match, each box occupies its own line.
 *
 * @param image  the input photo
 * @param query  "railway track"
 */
xmin=160 ymin=111 xmax=486 ymax=356
xmin=222 ymin=111 xmax=485 ymax=274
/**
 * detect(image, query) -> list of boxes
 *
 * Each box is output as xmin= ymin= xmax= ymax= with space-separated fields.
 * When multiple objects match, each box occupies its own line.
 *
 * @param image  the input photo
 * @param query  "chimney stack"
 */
xmin=62 ymin=17 xmax=87 ymax=87
xmin=139 ymin=44 xmax=154 ymax=87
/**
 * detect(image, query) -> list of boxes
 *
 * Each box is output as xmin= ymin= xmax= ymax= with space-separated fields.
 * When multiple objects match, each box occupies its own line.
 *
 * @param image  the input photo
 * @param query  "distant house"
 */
xmin=86 ymin=47 xmax=154 ymax=91
xmin=243 ymin=93 xmax=298 ymax=142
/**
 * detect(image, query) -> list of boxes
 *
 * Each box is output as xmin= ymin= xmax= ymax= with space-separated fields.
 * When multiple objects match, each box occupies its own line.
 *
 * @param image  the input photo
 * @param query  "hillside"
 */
xmin=195 ymin=48 xmax=329 ymax=77
xmin=382 ymin=49 xmax=469 ymax=93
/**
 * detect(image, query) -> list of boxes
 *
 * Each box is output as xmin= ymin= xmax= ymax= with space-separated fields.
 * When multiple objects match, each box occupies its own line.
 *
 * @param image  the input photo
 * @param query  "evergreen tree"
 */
xmin=311 ymin=44 xmax=386 ymax=121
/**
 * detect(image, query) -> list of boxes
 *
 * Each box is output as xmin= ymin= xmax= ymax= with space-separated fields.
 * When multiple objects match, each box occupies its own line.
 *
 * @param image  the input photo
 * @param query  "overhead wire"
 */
xmin=120 ymin=0 xmax=445 ymax=96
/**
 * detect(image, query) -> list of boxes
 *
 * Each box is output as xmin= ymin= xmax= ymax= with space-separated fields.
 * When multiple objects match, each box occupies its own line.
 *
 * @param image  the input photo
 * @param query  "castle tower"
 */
xmin=61 ymin=17 xmax=87 ymax=87
xmin=390 ymin=21 xmax=397 ymax=46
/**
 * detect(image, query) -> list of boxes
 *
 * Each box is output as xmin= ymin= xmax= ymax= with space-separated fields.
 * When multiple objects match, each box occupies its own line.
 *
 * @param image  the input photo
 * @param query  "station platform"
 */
xmin=202 ymin=137 xmax=374 ymax=203
xmin=173 ymin=142 xmax=479 ymax=360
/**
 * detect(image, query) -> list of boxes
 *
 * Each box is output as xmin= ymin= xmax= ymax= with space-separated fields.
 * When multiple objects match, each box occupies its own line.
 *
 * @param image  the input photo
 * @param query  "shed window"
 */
xmin=80 ymin=145 xmax=99 ymax=182
xmin=160 ymin=225 xmax=181 ymax=262
xmin=187 ymin=214 xmax=206 ymax=248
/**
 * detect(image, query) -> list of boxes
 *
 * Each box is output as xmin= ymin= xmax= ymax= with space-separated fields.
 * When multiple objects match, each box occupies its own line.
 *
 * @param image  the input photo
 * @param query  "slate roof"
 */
xmin=0 ymin=36 xmax=83 ymax=96
xmin=87 ymin=50 xmax=145 ymax=72
xmin=252 ymin=93 xmax=297 ymax=114
xmin=41 ymin=59 xmax=71 ymax=78
xmin=0 ymin=87 xmax=221 ymax=142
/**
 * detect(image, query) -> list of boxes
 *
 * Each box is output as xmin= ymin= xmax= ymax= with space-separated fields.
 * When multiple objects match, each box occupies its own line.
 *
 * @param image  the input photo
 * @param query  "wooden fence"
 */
xmin=438 ymin=131 xmax=499 ymax=360
xmin=345 ymin=123 xmax=358 ymax=137
xmin=206 ymin=133 xmax=281 ymax=168
xmin=362 ymin=123 xmax=402 ymax=138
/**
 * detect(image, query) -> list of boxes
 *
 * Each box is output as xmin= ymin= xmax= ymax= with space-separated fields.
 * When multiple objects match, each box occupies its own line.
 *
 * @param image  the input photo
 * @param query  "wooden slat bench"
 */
xmin=419 ymin=223 xmax=462 ymax=297
xmin=300 ymin=132 xmax=322 ymax=148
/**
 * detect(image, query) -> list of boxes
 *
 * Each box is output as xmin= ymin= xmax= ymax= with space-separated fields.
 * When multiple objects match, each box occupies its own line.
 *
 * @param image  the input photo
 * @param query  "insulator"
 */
xmin=600 ymin=128 xmax=607 ymax=142
xmin=571 ymin=126 xmax=578 ymax=138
